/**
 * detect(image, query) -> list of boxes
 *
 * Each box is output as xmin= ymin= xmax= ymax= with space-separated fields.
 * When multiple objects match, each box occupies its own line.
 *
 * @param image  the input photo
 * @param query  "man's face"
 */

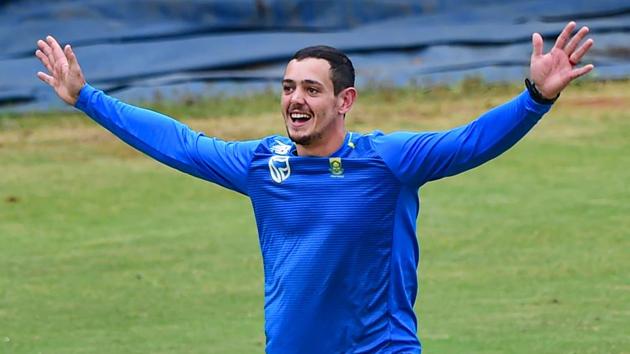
xmin=281 ymin=58 xmax=341 ymax=146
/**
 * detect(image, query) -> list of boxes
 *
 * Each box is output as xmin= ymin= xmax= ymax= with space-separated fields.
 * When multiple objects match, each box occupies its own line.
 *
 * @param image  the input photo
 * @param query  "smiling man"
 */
xmin=36 ymin=22 xmax=593 ymax=353
xmin=282 ymin=47 xmax=356 ymax=156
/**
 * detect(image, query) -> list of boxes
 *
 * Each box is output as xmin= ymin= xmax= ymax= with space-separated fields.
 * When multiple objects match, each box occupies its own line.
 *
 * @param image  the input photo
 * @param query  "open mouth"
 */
xmin=290 ymin=112 xmax=312 ymax=124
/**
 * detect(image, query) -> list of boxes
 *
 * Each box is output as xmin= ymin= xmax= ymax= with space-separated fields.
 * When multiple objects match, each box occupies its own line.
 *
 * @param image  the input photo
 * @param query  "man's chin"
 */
xmin=288 ymin=132 xmax=314 ymax=146
xmin=287 ymin=127 xmax=321 ymax=146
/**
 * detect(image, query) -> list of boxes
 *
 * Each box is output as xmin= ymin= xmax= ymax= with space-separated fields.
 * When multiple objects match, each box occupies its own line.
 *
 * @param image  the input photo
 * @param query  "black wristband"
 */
xmin=525 ymin=78 xmax=559 ymax=104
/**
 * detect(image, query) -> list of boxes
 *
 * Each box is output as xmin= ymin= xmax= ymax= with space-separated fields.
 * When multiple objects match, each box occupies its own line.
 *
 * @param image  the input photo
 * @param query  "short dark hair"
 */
xmin=292 ymin=45 xmax=355 ymax=95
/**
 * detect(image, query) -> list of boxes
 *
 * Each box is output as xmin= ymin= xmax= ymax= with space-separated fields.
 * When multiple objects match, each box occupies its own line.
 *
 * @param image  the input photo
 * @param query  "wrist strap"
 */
xmin=525 ymin=78 xmax=559 ymax=104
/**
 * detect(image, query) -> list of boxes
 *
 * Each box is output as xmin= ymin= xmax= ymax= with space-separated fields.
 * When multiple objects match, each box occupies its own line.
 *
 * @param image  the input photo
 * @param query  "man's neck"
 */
xmin=296 ymin=129 xmax=347 ymax=157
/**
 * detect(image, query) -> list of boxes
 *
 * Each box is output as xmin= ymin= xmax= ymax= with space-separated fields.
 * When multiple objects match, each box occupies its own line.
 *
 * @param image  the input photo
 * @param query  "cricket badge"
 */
xmin=269 ymin=155 xmax=291 ymax=183
xmin=329 ymin=157 xmax=344 ymax=178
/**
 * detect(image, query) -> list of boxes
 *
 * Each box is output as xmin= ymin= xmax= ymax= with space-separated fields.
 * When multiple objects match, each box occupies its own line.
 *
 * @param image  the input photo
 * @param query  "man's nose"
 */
xmin=290 ymin=88 xmax=305 ymax=104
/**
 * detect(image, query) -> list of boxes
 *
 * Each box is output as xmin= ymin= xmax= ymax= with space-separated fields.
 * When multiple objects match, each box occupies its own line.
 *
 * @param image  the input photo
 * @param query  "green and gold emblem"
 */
xmin=329 ymin=157 xmax=344 ymax=177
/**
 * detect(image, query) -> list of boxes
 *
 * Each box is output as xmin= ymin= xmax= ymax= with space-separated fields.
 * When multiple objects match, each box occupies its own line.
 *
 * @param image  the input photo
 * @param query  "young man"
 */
xmin=36 ymin=22 xmax=593 ymax=353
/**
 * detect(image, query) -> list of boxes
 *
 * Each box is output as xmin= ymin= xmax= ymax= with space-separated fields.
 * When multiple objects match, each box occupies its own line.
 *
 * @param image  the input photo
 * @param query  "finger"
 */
xmin=570 ymin=38 xmax=594 ymax=65
xmin=532 ymin=32 xmax=543 ymax=57
xmin=37 ymin=39 xmax=56 ymax=67
xmin=564 ymin=26 xmax=589 ymax=55
xmin=64 ymin=44 xmax=79 ymax=69
xmin=35 ymin=49 xmax=53 ymax=73
xmin=553 ymin=21 xmax=576 ymax=50
xmin=570 ymin=64 xmax=594 ymax=80
xmin=46 ymin=35 xmax=68 ymax=69
xmin=37 ymin=71 xmax=55 ymax=86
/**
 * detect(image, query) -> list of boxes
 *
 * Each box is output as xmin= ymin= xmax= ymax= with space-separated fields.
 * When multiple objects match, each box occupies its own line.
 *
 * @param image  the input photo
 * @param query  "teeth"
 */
xmin=290 ymin=113 xmax=310 ymax=119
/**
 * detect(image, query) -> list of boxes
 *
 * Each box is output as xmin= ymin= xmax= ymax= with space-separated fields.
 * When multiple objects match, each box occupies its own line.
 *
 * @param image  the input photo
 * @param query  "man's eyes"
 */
xmin=281 ymin=86 xmax=320 ymax=95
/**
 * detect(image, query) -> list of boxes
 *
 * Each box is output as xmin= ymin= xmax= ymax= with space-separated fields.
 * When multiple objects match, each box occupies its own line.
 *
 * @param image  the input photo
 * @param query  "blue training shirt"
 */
xmin=76 ymin=84 xmax=552 ymax=353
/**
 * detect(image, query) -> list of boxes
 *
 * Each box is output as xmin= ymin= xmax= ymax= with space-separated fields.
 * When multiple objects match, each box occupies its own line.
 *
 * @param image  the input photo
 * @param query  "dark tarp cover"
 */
xmin=1 ymin=0 xmax=628 ymax=112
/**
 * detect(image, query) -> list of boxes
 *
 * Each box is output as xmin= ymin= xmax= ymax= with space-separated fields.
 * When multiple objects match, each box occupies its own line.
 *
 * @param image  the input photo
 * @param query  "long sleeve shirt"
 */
xmin=76 ymin=85 xmax=551 ymax=353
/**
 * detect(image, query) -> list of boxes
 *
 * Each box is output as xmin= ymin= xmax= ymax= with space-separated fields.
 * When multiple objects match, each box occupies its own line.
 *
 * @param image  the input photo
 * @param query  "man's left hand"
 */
xmin=530 ymin=21 xmax=594 ymax=99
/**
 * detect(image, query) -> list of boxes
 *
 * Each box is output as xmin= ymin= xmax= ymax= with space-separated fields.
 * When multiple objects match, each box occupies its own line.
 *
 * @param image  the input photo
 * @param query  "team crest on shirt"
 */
xmin=269 ymin=155 xmax=291 ymax=183
xmin=329 ymin=157 xmax=344 ymax=178
xmin=270 ymin=140 xmax=292 ymax=155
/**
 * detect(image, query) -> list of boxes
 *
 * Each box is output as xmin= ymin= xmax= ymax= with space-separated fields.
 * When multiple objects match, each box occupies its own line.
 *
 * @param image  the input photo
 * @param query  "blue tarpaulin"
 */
xmin=1 ymin=0 xmax=628 ymax=112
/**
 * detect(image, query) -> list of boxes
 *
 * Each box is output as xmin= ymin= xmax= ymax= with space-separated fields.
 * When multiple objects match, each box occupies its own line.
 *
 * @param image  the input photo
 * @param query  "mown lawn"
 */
xmin=1 ymin=80 xmax=628 ymax=353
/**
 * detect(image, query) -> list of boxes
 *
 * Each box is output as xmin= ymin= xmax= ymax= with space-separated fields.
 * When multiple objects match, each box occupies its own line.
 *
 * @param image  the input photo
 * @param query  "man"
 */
xmin=36 ymin=21 xmax=593 ymax=353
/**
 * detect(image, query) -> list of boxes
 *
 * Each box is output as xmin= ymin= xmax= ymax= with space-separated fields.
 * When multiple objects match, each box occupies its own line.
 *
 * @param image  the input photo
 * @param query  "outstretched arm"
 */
xmin=375 ymin=22 xmax=594 ymax=187
xmin=35 ymin=36 xmax=258 ymax=195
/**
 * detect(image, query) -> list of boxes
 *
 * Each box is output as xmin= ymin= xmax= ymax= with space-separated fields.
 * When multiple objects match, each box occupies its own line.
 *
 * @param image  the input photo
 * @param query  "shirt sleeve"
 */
xmin=373 ymin=89 xmax=552 ymax=187
xmin=75 ymin=84 xmax=259 ymax=195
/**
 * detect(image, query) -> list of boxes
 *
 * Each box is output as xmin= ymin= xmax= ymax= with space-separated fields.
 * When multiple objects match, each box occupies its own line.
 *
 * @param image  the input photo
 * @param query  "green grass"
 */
xmin=1 ymin=80 xmax=629 ymax=353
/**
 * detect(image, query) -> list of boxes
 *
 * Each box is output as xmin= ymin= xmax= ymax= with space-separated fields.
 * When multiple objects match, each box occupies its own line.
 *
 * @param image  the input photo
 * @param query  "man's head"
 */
xmin=281 ymin=46 xmax=357 ymax=152
xmin=292 ymin=46 xmax=355 ymax=95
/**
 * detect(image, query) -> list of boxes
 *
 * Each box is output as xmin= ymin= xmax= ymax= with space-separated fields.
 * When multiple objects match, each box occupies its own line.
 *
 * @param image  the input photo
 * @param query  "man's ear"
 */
xmin=337 ymin=87 xmax=357 ymax=115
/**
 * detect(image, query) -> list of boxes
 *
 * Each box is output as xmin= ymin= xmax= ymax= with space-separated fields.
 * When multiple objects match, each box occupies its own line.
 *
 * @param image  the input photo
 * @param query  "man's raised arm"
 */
xmin=35 ymin=36 xmax=258 ymax=195
xmin=374 ymin=22 xmax=594 ymax=187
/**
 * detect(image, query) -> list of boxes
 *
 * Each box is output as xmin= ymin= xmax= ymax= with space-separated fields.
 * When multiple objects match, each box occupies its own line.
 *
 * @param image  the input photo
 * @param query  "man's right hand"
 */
xmin=35 ymin=35 xmax=86 ymax=106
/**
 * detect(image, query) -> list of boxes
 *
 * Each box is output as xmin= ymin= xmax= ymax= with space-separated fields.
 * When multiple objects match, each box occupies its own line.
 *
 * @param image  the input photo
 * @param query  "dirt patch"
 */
xmin=558 ymin=96 xmax=629 ymax=109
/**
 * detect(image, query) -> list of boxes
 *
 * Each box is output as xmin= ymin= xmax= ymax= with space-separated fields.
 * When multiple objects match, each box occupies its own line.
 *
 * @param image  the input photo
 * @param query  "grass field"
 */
xmin=1 ymin=80 xmax=629 ymax=353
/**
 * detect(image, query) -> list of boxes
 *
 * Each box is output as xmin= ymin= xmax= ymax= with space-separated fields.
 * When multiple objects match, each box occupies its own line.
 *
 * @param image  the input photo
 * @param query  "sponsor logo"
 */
xmin=329 ymin=157 xmax=344 ymax=177
xmin=269 ymin=155 xmax=291 ymax=183
xmin=270 ymin=140 xmax=292 ymax=155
